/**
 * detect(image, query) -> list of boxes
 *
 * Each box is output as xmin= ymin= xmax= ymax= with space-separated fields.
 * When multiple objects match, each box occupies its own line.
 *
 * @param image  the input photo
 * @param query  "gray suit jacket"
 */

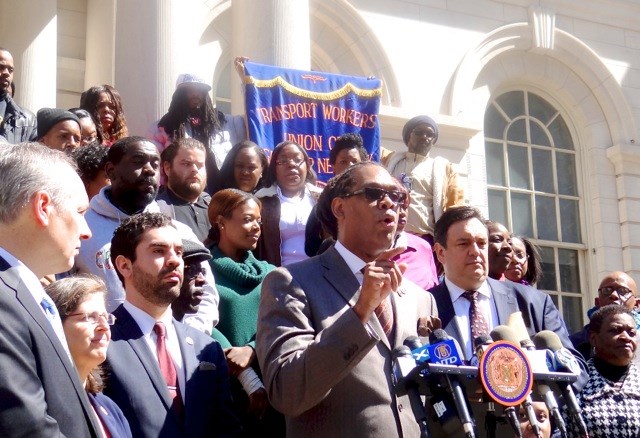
xmin=0 ymin=255 xmax=99 ymax=437
xmin=104 ymin=305 xmax=240 ymax=438
xmin=256 ymin=247 xmax=438 ymax=438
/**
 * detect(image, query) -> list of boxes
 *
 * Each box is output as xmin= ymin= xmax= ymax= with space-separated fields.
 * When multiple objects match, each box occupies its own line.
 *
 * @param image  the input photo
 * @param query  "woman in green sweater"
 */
xmin=206 ymin=188 xmax=282 ymax=436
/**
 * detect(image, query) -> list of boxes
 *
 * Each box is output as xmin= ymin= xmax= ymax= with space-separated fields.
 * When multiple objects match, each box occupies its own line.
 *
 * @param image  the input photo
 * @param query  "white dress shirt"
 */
xmin=123 ymin=301 xmax=186 ymax=401
xmin=444 ymin=277 xmax=498 ymax=359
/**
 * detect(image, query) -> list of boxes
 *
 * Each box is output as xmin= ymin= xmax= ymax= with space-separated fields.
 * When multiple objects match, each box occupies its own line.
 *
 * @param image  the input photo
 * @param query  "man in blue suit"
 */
xmin=428 ymin=205 xmax=587 ymax=437
xmin=430 ymin=205 xmax=585 ymax=367
xmin=104 ymin=212 xmax=239 ymax=437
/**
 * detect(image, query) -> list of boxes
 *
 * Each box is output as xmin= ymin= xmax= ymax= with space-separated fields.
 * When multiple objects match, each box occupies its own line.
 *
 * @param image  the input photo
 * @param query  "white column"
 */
xmin=0 ymin=0 xmax=57 ymax=112
xmin=84 ymin=0 xmax=116 ymax=89
xmin=114 ymin=0 xmax=194 ymax=136
xmin=231 ymin=0 xmax=311 ymax=114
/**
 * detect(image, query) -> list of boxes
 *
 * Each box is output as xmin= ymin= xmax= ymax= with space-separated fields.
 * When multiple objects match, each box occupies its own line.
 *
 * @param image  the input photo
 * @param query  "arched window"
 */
xmin=484 ymin=90 xmax=585 ymax=333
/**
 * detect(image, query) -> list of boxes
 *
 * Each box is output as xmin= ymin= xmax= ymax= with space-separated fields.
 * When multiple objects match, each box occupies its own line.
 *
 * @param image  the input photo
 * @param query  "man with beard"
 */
xmin=75 ymin=136 xmax=220 ymax=334
xmin=104 ymin=212 xmax=239 ymax=437
xmin=384 ymin=115 xmax=465 ymax=244
xmin=0 ymin=48 xmax=37 ymax=143
xmin=157 ymin=138 xmax=211 ymax=242
xmin=171 ymin=238 xmax=210 ymax=321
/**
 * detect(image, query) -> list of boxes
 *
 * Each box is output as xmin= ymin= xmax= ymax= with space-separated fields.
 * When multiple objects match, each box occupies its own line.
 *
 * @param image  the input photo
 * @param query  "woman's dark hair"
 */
xmin=212 ymin=140 xmax=268 ymax=193
xmin=263 ymin=141 xmax=317 ymax=188
xmin=71 ymin=143 xmax=109 ymax=186
xmin=157 ymin=86 xmax=224 ymax=145
xmin=45 ymin=274 xmax=108 ymax=394
xmin=329 ymin=133 xmax=368 ymax=165
xmin=80 ymin=84 xmax=129 ymax=143
xmin=589 ymin=304 xmax=634 ymax=335
xmin=206 ymin=188 xmax=261 ymax=245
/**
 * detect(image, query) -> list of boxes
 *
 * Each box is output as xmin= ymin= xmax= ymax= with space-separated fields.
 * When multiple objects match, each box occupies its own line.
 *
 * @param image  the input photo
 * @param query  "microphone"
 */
xmin=532 ymin=331 xmax=588 ymax=438
xmin=472 ymin=334 xmax=492 ymax=366
xmin=392 ymin=345 xmax=430 ymax=437
xmin=489 ymin=325 xmax=541 ymax=438
xmin=405 ymin=335 xmax=431 ymax=364
xmin=427 ymin=329 xmax=464 ymax=366
xmin=428 ymin=329 xmax=476 ymax=438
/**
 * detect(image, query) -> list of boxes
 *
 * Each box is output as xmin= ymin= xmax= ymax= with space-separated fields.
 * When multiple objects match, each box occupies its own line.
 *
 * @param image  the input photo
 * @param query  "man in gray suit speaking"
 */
xmin=257 ymin=162 xmax=438 ymax=437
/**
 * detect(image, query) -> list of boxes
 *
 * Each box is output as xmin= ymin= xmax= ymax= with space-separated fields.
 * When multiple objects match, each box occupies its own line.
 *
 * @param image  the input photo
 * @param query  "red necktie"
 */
xmin=153 ymin=322 xmax=184 ymax=414
xmin=375 ymin=297 xmax=394 ymax=343
xmin=463 ymin=290 xmax=489 ymax=341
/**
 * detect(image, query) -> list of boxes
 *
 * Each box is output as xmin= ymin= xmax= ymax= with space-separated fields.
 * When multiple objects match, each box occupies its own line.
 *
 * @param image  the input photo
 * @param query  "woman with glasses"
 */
xmin=254 ymin=140 xmax=322 ymax=266
xmin=45 ymin=274 xmax=132 ymax=438
xmin=505 ymin=235 xmax=542 ymax=286
xmin=206 ymin=189 xmax=283 ymax=437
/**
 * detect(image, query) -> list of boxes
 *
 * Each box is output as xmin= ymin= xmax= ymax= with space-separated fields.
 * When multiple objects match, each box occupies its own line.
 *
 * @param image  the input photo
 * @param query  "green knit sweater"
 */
xmin=209 ymin=246 xmax=275 ymax=349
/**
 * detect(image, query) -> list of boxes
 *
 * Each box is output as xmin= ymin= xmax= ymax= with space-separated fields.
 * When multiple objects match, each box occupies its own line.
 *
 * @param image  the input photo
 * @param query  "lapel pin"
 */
xmin=185 ymin=336 xmax=194 ymax=345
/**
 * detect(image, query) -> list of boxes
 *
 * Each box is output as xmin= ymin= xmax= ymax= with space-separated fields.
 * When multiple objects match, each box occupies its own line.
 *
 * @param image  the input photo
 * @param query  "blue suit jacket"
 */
xmin=0 ymin=255 xmax=100 ymax=437
xmin=104 ymin=305 xmax=240 ymax=438
xmin=88 ymin=392 xmax=132 ymax=438
xmin=429 ymin=278 xmax=588 ymax=385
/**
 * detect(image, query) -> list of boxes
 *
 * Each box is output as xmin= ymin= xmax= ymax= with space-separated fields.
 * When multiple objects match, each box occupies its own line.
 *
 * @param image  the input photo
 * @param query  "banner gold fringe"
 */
xmin=243 ymin=75 xmax=382 ymax=100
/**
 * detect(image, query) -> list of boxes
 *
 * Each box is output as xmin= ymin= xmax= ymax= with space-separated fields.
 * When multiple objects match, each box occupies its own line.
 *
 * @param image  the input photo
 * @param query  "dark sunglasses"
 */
xmin=184 ymin=264 xmax=206 ymax=278
xmin=342 ymin=187 xmax=407 ymax=206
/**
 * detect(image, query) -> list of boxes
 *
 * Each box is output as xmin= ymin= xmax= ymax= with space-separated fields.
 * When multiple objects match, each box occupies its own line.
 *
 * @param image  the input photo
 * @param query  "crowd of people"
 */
xmin=1 ymin=44 xmax=640 ymax=438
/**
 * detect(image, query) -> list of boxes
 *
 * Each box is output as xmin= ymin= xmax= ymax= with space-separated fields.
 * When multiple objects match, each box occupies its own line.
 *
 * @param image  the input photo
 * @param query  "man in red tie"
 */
xmin=104 ymin=212 xmax=239 ymax=437
xmin=256 ymin=162 xmax=438 ymax=437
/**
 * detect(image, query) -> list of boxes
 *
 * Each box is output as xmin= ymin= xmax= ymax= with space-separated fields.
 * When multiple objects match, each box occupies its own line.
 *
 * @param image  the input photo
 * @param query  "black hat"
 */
xmin=182 ymin=239 xmax=212 ymax=264
xmin=37 ymin=108 xmax=80 ymax=139
xmin=402 ymin=115 xmax=439 ymax=146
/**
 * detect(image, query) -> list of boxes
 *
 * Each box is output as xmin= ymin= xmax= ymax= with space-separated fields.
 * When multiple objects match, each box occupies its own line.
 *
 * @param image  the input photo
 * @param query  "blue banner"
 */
xmin=242 ymin=61 xmax=382 ymax=182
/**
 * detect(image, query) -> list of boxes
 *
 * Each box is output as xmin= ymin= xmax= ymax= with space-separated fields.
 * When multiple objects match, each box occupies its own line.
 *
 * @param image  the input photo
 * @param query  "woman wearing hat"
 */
xmin=383 ymin=115 xmax=465 ymax=244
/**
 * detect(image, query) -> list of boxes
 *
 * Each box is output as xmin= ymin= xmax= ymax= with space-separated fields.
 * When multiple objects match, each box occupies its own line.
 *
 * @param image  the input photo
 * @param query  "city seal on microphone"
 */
xmin=479 ymin=340 xmax=532 ymax=407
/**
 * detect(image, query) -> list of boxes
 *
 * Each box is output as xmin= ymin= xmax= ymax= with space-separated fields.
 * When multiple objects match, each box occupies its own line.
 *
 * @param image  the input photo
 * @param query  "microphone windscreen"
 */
xmin=474 ymin=334 xmax=492 ymax=348
xmin=403 ymin=335 xmax=422 ymax=351
xmin=429 ymin=328 xmax=449 ymax=344
xmin=489 ymin=325 xmax=520 ymax=344
xmin=507 ymin=311 xmax=531 ymax=343
xmin=532 ymin=330 xmax=564 ymax=352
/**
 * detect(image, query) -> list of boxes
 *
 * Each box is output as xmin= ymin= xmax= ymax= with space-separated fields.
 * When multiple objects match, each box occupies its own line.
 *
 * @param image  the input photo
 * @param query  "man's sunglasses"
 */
xmin=342 ymin=187 xmax=407 ymax=206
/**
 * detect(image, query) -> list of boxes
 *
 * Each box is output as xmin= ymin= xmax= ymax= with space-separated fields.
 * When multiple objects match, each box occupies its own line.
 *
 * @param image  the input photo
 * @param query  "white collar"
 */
xmin=444 ymin=276 xmax=491 ymax=302
xmin=334 ymin=241 xmax=367 ymax=277
xmin=123 ymin=301 xmax=174 ymax=338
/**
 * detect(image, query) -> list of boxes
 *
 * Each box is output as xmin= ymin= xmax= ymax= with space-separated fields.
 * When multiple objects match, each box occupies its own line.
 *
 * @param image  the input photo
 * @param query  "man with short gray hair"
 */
xmin=0 ymin=143 xmax=99 ymax=436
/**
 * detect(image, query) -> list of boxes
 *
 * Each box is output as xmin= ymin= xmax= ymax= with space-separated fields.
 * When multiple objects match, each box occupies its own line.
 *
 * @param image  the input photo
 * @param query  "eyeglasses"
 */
xmin=275 ymin=158 xmax=305 ymax=167
xmin=512 ymin=251 xmax=529 ymax=263
xmin=81 ymin=135 xmax=98 ymax=144
xmin=342 ymin=187 xmax=407 ymax=206
xmin=411 ymin=129 xmax=435 ymax=138
xmin=598 ymin=286 xmax=635 ymax=299
xmin=184 ymin=263 xmax=206 ymax=279
xmin=68 ymin=312 xmax=116 ymax=325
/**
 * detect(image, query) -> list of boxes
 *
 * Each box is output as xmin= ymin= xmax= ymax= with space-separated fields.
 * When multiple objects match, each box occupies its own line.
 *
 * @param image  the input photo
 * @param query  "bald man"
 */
xmin=570 ymin=271 xmax=639 ymax=360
